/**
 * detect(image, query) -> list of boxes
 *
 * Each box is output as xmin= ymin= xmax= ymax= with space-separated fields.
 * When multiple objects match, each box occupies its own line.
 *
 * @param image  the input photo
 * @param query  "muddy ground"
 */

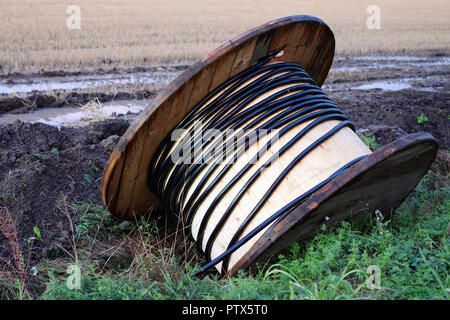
xmin=0 ymin=53 xmax=448 ymax=273
xmin=0 ymin=120 xmax=129 ymax=269
xmin=0 ymin=65 xmax=186 ymax=114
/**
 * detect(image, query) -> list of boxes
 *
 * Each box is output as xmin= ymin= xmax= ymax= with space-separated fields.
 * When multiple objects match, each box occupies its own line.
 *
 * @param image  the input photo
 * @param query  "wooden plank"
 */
xmin=309 ymin=24 xmax=335 ymax=86
xmin=114 ymin=123 xmax=150 ymax=218
xmin=209 ymin=51 xmax=238 ymax=92
xmin=229 ymin=37 xmax=258 ymax=77
xmin=267 ymin=23 xmax=296 ymax=54
xmin=186 ymin=62 xmax=218 ymax=114
xmin=249 ymin=29 xmax=276 ymax=65
xmin=103 ymin=152 xmax=125 ymax=215
xmin=294 ymin=22 xmax=324 ymax=73
xmin=282 ymin=22 xmax=310 ymax=69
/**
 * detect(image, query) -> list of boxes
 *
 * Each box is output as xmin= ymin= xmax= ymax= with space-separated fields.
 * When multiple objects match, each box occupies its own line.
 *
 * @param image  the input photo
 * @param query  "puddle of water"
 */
xmin=331 ymin=66 xmax=362 ymax=72
xmin=354 ymin=55 xmax=426 ymax=62
xmin=332 ymin=54 xmax=450 ymax=75
xmin=353 ymin=81 xmax=412 ymax=91
xmin=409 ymin=57 xmax=450 ymax=67
xmin=0 ymin=71 xmax=181 ymax=94
xmin=350 ymin=75 xmax=445 ymax=92
xmin=0 ymin=99 xmax=150 ymax=127
xmin=332 ymin=56 xmax=449 ymax=73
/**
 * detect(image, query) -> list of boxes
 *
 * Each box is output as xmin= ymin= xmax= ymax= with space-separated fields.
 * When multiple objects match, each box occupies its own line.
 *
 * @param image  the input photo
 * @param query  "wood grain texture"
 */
xmin=225 ymin=132 xmax=438 ymax=277
xmin=101 ymin=15 xmax=335 ymax=219
xmin=173 ymin=60 xmax=372 ymax=272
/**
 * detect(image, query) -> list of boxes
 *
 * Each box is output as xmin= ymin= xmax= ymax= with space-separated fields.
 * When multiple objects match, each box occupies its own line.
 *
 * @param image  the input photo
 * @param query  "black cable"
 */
xmin=148 ymin=50 xmax=367 ymax=276
xmin=194 ymin=155 xmax=366 ymax=276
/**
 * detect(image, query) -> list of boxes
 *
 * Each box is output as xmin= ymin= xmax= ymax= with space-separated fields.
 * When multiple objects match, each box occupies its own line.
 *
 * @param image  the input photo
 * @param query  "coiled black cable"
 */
xmin=148 ymin=50 xmax=367 ymax=276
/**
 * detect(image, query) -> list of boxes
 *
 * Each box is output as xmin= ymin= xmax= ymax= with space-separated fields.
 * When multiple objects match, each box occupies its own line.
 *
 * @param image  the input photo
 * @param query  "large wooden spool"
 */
xmin=101 ymin=15 xmax=438 ymax=276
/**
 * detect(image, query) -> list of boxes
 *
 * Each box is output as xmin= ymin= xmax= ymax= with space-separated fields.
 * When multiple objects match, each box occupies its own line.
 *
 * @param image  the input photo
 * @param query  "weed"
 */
xmin=0 ymin=206 xmax=31 ymax=299
xmin=358 ymin=132 xmax=381 ymax=151
xmin=417 ymin=113 xmax=429 ymax=125
xmin=81 ymin=98 xmax=107 ymax=122
xmin=436 ymin=107 xmax=447 ymax=117
xmin=32 ymin=153 xmax=45 ymax=161
xmin=50 ymin=148 xmax=59 ymax=156
xmin=82 ymin=174 xmax=93 ymax=186
xmin=33 ymin=226 xmax=42 ymax=240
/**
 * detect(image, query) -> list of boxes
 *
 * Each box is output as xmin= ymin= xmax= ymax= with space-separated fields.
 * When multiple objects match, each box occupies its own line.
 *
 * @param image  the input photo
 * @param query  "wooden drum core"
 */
xmin=101 ymin=15 xmax=438 ymax=277
xmin=149 ymin=55 xmax=371 ymax=274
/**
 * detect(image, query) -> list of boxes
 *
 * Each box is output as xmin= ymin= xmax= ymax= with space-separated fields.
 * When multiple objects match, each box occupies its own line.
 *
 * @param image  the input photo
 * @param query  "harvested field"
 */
xmin=0 ymin=0 xmax=449 ymax=74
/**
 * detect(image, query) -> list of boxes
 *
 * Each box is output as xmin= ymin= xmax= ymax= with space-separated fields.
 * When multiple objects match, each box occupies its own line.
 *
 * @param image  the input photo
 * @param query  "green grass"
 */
xmin=358 ymin=132 xmax=381 ymax=151
xmin=32 ymin=170 xmax=448 ymax=300
xmin=1 ymin=149 xmax=448 ymax=300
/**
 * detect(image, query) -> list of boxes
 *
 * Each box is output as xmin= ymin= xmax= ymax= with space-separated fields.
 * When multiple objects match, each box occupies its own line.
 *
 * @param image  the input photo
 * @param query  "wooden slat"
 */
xmin=249 ymin=28 xmax=276 ymax=65
xmin=114 ymin=124 xmax=150 ymax=217
xmin=209 ymin=51 xmax=238 ymax=92
xmin=294 ymin=22 xmax=324 ymax=72
xmin=102 ymin=151 xmax=125 ymax=214
xmin=186 ymin=62 xmax=218 ymax=113
xmin=268 ymin=23 xmax=296 ymax=53
xmin=229 ymin=37 xmax=259 ymax=78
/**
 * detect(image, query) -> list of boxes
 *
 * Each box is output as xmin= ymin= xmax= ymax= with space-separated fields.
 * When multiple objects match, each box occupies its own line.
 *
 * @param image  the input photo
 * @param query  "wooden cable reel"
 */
xmin=100 ymin=15 xmax=438 ymax=276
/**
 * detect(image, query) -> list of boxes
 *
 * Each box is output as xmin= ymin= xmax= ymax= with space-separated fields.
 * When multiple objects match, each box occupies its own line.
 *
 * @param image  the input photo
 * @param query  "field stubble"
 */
xmin=1 ymin=0 xmax=449 ymax=74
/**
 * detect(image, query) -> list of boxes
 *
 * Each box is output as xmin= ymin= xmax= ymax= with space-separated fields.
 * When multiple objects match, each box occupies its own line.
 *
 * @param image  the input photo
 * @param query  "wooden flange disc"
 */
xmin=225 ymin=132 xmax=438 ymax=277
xmin=101 ymin=15 xmax=336 ymax=219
